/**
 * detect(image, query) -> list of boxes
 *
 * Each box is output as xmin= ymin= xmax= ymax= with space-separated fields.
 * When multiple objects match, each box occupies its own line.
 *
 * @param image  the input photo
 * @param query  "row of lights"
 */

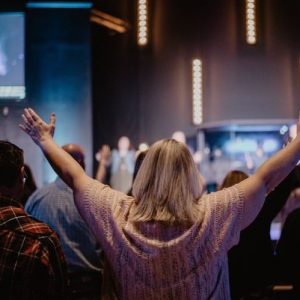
xmin=246 ymin=0 xmax=257 ymax=44
xmin=137 ymin=0 xmax=148 ymax=46
xmin=137 ymin=1 xmax=257 ymax=46
xmin=136 ymin=2 xmax=257 ymax=126
xmin=192 ymin=59 xmax=203 ymax=125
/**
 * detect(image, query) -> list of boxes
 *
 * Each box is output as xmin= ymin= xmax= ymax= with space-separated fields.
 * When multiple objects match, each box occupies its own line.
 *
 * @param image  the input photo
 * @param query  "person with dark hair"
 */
xmin=219 ymin=170 xmax=249 ymax=190
xmin=276 ymin=167 xmax=300 ymax=299
xmin=25 ymin=143 xmax=103 ymax=300
xmin=127 ymin=150 xmax=148 ymax=196
xmin=0 ymin=140 xmax=68 ymax=299
xmin=20 ymin=108 xmax=300 ymax=299
xmin=219 ymin=167 xmax=300 ymax=299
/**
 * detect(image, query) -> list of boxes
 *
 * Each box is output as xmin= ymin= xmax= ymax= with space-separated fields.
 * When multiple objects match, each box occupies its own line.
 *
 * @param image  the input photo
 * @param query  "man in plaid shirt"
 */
xmin=0 ymin=141 xmax=68 ymax=299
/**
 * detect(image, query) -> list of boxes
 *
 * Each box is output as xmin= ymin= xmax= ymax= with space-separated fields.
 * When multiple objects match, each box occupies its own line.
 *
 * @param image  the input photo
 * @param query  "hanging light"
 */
xmin=192 ymin=59 xmax=203 ymax=125
xmin=137 ymin=0 xmax=148 ymax=46
xmin=246 ymin=0 xmax=257 ymax=44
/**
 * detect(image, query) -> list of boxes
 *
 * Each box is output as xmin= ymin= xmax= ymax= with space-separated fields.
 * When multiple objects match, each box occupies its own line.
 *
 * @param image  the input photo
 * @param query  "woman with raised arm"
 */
xmin=20 ymin=108 xmax=300 ymax=300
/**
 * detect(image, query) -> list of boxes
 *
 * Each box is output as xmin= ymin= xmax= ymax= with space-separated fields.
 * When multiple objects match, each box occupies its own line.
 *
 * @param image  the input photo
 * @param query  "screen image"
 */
xmin=0 ymin=13 xmax=25 ymax=100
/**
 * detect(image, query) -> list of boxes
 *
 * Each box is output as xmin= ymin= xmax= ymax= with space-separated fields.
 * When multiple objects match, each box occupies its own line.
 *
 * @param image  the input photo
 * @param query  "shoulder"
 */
xmin=0 ymin=207 xmax=65 ymax=271
xmin=26 ymin=181 xmax=69 ymax=208
xmin=1 ymin=211 xmax=61 ymax=254
xmin=202 ymin=184 xmax=244 ymax=207
xmin=26 ymin=183 xmax=54 ymax=203
xmin=75 ymin=178 xmax=134 ymax=221
xmin=18 ymin=217 xmax=63 ymax=260
xmin=80 ymin=178 xmax=118 ymax=201
xmin=112 ymin=149 xmax=119 ymax=157
xmin=198 ymin=185 xmax=245 ymax=227
xmin=11 ymin=209 xmax=59 ymax=240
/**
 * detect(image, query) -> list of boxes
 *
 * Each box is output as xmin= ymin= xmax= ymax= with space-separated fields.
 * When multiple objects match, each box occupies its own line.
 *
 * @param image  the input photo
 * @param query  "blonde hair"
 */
xmin=131 ymin=139 xmax=203 ymax=223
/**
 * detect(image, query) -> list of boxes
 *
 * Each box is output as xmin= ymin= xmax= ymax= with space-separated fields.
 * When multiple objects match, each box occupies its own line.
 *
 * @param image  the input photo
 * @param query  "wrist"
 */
xmin=100 ymin=159 xmax=108 ymax=167
xmin=38 ymin=135 xmax=54 ymax=149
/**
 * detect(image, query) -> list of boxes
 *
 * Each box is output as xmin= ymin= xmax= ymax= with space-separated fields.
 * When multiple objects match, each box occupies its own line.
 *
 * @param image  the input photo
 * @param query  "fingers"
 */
xmin=49 ymin=113 xmax=56 ymax=137
xmin=22 ymin=108 xmax=39 ymax=132
xmin=28 ymin=108 xmax=40 ymax=122
xmin=24 ymin=107 xmax=56 ymax=127
xmin=102 ymin=144 xmax=110 ymax=152
xmin=23 ymin=108 xmax=40 ymax=130
xmin=21 ymin=114 xmax=32 ymax=130
xmin=24 ymin=108 xmax=35 ymax=124
xmin=20 ymin=107 xmax=54 ymax=130
xmin=101 ymin=145 xmax=111 ymax=154
xmin=20 ymin=107 xmax=57 ymax=141
xmin=49 ymin=112 xmax=56 ymax=126
xmin=18 ymin=124 xmax=27 ymax=133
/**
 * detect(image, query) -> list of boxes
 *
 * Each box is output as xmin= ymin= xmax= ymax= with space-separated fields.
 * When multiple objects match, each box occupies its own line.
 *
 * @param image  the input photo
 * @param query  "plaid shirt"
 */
xmin=0 ymin=196 xmax=68 ymax=299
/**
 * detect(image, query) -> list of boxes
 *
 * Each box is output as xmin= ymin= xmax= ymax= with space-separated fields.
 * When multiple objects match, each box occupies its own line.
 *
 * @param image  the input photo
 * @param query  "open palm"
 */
xmin=19 ymin=108 xmax=56 ymax=145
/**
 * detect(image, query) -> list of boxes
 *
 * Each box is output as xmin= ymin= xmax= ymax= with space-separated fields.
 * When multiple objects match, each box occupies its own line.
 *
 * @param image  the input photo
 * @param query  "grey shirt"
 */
xmin=25 ymin=177 xmax=102 ymax=273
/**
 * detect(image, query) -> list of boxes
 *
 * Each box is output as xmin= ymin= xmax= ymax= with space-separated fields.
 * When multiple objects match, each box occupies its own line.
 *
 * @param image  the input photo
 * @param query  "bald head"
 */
xmin=62 ymin=144 xmax=85 ymax=170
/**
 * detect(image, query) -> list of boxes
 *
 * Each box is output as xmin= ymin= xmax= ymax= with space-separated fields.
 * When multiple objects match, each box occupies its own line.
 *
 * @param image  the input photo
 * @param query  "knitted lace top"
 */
xmin=75 ymin=179 xmax=255 ymax=300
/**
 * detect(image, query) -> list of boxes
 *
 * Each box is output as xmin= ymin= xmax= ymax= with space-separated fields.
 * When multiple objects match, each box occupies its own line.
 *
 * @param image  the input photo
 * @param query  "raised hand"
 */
xmin=19 ymin=108 xmax=56 ymax=145
xmin=99 ymin=145 xmax=111 ymax=162
xmin=95 ymin=144 xmax=111 ymax=163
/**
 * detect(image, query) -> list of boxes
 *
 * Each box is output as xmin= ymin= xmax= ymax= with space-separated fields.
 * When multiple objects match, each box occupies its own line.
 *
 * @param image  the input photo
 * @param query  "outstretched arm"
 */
xmin=238 ymin=111 xmax=300 ymax=228
xmin=19 ymin=108 xmax=91 ymax=193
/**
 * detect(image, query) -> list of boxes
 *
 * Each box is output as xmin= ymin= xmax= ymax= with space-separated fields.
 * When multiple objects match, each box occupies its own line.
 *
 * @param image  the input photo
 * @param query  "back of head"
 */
xmin=127 ymin=150 xmax=148 ymax=196
xmin=132 ymin=150 xmax=148 ymax=183
xmin=0 ymin=141 xmax=24 ymax=188
xmin=132 ymin=139 xmax=203 ymax=223
xmin=219 ymin=170 xmax=249 ymax=190
xmin=62 ymin=144 xmax=85 ymax=170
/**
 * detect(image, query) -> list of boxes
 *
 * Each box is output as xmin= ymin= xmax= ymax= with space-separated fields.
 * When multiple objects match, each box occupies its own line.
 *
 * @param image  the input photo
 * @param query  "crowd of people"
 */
xmin=0 ymin=107 xmax=300 ymax=299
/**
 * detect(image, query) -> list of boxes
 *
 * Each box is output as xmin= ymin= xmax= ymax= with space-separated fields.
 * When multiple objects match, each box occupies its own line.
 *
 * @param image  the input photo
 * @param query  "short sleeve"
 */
xmin=74 ymin=179 xmax=132 ymax=248
xmin=203 ymin=184 xmax=245 ymax=251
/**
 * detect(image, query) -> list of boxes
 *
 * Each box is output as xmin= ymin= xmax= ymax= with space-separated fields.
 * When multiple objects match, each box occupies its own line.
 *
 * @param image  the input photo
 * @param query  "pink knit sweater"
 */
xmin=75 ymin=179 xmax=251 ymax=299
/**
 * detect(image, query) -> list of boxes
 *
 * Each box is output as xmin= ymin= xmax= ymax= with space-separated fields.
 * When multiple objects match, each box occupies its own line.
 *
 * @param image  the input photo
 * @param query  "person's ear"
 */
xmin=19 ymin=166 xmax=25 ymax=184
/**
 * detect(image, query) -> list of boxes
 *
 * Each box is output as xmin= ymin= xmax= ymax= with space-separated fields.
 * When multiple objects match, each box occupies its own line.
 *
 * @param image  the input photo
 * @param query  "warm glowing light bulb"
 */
xmin=138 ymin=143 xmax=149 ymax=151
xmin=245 ymin=0 xmax=257 ymax=45
xmin=247 ymin=36 xmax=256 ymax=44
xmin=192 ymin=58 xmax=203 ymax=125
xmin=137 ymin=0 xmax=148 ymax=46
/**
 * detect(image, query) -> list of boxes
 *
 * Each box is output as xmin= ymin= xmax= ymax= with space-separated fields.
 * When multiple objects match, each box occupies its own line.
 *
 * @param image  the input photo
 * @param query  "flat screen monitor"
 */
xmin=0 ymin=13 xmax=25 ymax=100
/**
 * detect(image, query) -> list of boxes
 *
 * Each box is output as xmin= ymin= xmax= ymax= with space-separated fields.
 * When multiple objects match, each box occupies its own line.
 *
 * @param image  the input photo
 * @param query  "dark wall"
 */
xmin=92 ymin=0 xmax=300 ymax=151
xmin=1 ymin=0 xmax=300 ymax=182
xmin=27 ymin=7 xmax=92 ymax=183
xmin=92 ymin=1 xmax=139 ymax=150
